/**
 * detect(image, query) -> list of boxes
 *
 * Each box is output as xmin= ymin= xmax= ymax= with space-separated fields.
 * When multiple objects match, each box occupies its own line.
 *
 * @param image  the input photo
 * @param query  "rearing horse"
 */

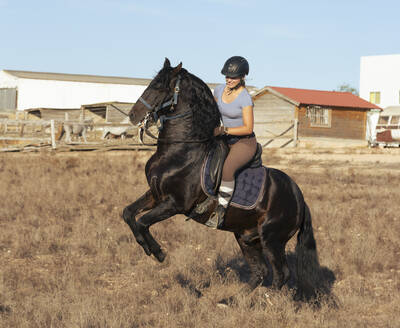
xmin=123 ymin=58 xmax=319 ymax=301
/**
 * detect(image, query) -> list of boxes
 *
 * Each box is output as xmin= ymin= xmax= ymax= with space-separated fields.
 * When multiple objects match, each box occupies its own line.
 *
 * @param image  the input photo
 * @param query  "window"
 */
xmin=369 ymin=91 xmax=381 ymax=104
xmin=307 ymin=106 xmax=331 ymax=127
xmin=390 ymin=116 xmax=399 ymax=125
xmin=377 ymin=115 xmax=389 ymax=125
xmin=377 ymin=115 xmax=400 ymax=128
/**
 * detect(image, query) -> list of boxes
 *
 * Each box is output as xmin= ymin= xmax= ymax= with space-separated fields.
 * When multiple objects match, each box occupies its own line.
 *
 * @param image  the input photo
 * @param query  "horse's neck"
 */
xmin=154 ymin=77 xmax=219 ymax=149
xmin=155 ymin=141 xmax=209 ymax=165
xmin=158 ymin=104 xmax=216 ymax=142
xmin=156 ymin=138 xmax=207 ymax=151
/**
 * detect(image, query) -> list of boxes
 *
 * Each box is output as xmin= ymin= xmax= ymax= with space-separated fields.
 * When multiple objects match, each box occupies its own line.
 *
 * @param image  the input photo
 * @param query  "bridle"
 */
xmin=137 ymin=75 xmax=211 ymax=145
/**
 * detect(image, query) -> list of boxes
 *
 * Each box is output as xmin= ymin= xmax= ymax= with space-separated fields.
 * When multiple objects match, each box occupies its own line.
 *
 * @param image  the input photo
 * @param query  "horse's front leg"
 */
xmin=122 ymin=190 xmax=156 ymax=256
xmin=135 ymin=196 xmax=177 ymax=262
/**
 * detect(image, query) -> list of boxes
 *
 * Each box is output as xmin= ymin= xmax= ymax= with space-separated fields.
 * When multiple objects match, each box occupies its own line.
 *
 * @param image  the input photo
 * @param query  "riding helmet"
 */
xmin=221 ymin=56 xmax=249 ymax=78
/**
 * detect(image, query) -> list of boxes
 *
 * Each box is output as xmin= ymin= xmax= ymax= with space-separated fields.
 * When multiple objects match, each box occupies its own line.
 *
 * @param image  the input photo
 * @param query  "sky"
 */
xmin=1 ymin=0 xmax=399 ymax=91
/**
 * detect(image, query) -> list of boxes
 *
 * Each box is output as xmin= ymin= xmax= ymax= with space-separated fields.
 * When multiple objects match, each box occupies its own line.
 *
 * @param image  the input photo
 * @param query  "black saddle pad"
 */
xmin=201 ymin=151 xmax=267 ymax=210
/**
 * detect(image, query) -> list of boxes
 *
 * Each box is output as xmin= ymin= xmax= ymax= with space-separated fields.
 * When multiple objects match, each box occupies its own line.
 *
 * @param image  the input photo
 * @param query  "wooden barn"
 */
xmin=81 ymin=101 xmax=134 ymax=123
xmin=24 ymin=107 xmax=81 ymax=121
xmin=252 ymin=86 xmax=382 ymax=147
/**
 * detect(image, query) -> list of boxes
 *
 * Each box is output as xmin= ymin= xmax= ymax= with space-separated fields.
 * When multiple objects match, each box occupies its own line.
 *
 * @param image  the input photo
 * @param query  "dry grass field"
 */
xmin=0 ymin=147 xmax=399 ymax=327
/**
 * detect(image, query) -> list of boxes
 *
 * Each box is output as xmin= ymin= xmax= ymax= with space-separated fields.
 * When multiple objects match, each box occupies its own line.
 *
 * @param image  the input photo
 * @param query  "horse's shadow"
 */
xmin=175 ymin=251 xmax=336 ymax=304
xmin=216 ymin=251 xmax=336 ymax=301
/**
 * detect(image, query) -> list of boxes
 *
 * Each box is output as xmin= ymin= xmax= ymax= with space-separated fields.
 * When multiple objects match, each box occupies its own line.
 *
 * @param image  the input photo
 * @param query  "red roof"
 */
xmin=266 ymin=86 xmax=382 ymax=110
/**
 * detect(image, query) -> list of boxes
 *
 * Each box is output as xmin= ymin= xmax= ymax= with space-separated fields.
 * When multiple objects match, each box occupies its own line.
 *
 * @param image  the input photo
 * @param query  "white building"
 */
xmin=0 ymin=70 xmax=153 ymax=111
xmin=0 ymin=69 xmax=257 ymax=114
xmin=360 ymin=54 xmax=400 ymax=109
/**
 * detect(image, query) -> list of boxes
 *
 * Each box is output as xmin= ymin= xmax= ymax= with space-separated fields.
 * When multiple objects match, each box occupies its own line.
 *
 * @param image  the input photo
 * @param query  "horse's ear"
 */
xmin=172 ymin=62 xmax=182 ymax=76
xmin=163 ymin=58 xmax=171 ymax=68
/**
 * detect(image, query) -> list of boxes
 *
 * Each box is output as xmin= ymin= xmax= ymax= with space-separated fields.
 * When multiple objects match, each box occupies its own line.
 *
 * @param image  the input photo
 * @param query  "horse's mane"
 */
xmin=153 ymin=66 xmax=221 ymax=140
xmin=185 ymin=70 xmax=221 ymax=139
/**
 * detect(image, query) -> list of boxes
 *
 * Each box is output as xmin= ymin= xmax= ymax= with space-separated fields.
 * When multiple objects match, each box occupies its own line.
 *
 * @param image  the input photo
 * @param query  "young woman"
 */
xmin=205 ymin=56 xmax=257 ymax=229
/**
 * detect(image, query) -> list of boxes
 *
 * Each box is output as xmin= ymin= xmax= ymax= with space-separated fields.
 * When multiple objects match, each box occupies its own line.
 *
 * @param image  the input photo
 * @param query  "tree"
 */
xmin=336 ymin=83 xmax=359 ymax=96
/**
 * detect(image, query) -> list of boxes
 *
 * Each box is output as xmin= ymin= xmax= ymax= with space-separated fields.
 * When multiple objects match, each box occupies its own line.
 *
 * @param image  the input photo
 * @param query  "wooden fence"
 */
xmin=0 ymin=117 xmax=299 ymax=152
xmin=256 ymin=119 xmax=298 ymax=148
xmin=0 ymin=118 xmax=153 ymax=152
xmin=0 ymin=119 xmax=57 ymax=149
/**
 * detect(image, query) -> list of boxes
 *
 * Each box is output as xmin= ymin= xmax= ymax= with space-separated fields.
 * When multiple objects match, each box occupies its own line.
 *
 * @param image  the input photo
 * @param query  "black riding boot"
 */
xmin=205 ymin=204 xmax=227 ymax=229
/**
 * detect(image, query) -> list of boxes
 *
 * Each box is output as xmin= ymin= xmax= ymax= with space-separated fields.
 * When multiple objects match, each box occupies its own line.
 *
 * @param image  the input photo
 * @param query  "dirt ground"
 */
xmin=268 ymin=146 xmax=400 ymax=170
xmin=0 ymin=146 xmax=399 ymax=327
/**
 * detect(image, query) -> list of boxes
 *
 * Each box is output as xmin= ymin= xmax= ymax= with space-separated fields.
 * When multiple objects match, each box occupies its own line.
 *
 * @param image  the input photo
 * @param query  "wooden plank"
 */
xmin=280 ymin=139 xmax=294 ymax=148
xmin=0 ymin=119 xmax=51 ymax=126
xmin=0 ymin=136 xmax=51 ymax=141
xmin=0 ymin=119 xmax=135 ymax=128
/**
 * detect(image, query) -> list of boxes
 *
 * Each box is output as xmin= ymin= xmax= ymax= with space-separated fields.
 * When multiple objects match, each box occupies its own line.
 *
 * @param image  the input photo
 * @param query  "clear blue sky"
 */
xmin=1 ymin=0 xmax=399 ymax=91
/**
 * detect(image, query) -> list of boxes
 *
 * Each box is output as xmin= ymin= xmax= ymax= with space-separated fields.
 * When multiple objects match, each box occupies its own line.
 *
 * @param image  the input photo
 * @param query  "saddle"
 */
xmin=209 ymin=138 xmax=263 ymax=194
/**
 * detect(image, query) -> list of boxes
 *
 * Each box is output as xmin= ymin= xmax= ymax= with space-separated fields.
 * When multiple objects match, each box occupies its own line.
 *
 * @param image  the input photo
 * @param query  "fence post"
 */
xmin=293 ymin=119 xmax=298 ymax=147
xmin=50 ymin=120 xmax=56 ymax=149
xmin=20 ymin=122 xmax=25 ymax=137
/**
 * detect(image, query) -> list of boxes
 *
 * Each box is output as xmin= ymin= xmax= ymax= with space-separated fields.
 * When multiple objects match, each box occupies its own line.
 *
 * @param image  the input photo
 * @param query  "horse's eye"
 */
xmin=150 ymin=83 xmax=160 ymax=90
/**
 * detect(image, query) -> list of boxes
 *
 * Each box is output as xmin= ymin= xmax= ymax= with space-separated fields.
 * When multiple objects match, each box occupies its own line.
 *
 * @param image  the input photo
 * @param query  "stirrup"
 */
xmin=195 ymin=196 xmax=215 ymax=214
xmin=205 ymin=205 xmax=226 ymax=229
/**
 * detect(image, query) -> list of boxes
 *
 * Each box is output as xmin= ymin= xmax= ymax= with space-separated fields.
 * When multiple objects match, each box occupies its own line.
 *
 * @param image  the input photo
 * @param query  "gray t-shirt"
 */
xmin=214 ymin=84 xmax=254 ymax=127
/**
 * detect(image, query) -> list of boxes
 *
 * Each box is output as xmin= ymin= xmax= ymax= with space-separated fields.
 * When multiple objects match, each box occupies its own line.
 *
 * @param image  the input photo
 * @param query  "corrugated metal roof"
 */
xmin=82 ymin=101 xmax=134 ymax=108
xmin=3 ymin=70 xmax=152 ymax=85
xmin=2 ymin=69 xmax=257 ymax=92
xmin=254 ymin=86 xmax=382 ymax=110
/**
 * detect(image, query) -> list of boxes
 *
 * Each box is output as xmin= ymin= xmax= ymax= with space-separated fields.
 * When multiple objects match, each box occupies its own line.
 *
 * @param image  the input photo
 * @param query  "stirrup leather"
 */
xmin=195 ymin=196 xmax=215 ymax=215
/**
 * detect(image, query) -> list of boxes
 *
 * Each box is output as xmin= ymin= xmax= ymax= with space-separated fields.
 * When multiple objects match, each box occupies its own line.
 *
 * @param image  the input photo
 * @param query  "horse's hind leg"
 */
xmin=235 ymin=232 xmax=268 ymax=294
xmin=218 ymin=232 xmax=267 ymax=306
xmin=122 ymin=190 xmax=155 ymax=256
xmin=134 ymin=197 xmax=177 ymax=262
xmin=259 ymin=222 xmax=290 ymax=289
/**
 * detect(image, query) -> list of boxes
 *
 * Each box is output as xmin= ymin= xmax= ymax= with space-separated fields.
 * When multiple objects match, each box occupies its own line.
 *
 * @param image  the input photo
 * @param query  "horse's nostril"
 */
xmin=129 ymin=112 xmax=135 ymax=122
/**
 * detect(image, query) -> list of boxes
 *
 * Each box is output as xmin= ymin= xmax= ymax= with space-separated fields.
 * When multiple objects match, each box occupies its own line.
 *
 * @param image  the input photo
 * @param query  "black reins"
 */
xmin=137 ymin=75 xmax=211 ymax=145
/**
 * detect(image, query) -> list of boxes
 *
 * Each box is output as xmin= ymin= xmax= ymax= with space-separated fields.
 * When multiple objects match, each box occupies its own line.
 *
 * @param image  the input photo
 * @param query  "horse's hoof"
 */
xmin=154 ymin=249 xmax=166 ymax=262
xmin=143 ymin=246 xmax=152 ymax=256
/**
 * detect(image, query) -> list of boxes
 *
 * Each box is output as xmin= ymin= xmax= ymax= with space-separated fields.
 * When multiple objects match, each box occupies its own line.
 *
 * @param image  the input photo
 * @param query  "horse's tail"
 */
xmin=295 ymin=202 xmax=320 ymax=302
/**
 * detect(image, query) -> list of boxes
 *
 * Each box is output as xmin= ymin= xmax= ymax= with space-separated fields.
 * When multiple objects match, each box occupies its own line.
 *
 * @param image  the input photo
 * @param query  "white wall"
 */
xmin=16 ymin=79 xmax=147 ymax=110
xmin=0 ymin=71 xmax=18 ymax=88
xmin=360 ymin=54 xmax=400 ymax=109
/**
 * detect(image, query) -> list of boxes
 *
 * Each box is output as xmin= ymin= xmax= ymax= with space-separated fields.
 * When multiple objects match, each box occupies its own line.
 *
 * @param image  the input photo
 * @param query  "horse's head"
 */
xmin=129 ymin=58 xmax=183 ymax=126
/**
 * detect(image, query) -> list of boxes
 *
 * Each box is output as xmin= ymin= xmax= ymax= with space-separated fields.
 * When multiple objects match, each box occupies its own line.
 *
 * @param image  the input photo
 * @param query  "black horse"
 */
xmin=123 ymin=58 xmax=319 ymax=301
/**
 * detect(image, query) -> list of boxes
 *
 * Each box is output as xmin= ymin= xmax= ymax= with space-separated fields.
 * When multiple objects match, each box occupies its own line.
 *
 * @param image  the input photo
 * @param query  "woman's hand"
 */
xmin=214 ymin=126 xmax=226 ymax=136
